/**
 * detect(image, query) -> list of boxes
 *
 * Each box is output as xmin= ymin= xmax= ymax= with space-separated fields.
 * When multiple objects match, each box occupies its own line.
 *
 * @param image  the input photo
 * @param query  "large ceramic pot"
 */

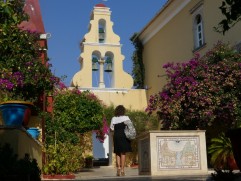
xmin=0 ymin=101 xmax=33 ymax=127
xmin=226 ymin=128 xmax=241 ymax=172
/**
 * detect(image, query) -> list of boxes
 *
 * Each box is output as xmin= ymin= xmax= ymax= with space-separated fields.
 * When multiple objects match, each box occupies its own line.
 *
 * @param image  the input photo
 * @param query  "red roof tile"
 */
xmin=95 ymin=3 xmax=106 ymax=7
xmin=20 ymin=0 xmax=45 ymax=33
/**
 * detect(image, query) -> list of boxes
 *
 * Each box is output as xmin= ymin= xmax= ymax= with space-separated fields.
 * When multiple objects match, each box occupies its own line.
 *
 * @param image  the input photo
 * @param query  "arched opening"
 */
xmin=98 ymin=19 xmax=106 ymax=43
xmin=92 ymin=51 xmax=101 ymax=87
xmin=104 ymin=52 xmax=114 ymax=88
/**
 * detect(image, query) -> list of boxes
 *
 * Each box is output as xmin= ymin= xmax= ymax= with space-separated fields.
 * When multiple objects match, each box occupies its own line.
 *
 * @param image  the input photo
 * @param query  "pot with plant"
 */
xmin=208 ymin=132 xmax=238 ymax=170
xmin=85 ymin=155 xmax=94 ymax=168
xmin=226 ymin=127 xmax=241 ymax=172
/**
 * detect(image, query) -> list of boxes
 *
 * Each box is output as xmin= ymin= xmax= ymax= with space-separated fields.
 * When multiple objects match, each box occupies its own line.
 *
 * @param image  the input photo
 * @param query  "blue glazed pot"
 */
xmin=0 ymin=103 xmax=28 ymax=126
xmin=27 ymin=127 xmax=40 ymax=139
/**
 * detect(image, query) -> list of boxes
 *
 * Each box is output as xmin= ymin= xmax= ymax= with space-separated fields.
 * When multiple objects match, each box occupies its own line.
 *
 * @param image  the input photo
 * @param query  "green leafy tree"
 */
xmin=216 ymin=0 xmax=241 ymax=34
xmin=45 ymin=88 xmax=104 ymax=144
xmin=130 ymin=33 xmax=145 ymax=89
xmin=44 ymin=88 xmax=104 ymax=174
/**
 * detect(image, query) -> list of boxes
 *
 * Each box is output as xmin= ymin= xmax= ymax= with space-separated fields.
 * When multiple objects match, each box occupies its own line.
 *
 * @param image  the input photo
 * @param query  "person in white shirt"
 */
xmin=110 ymin=105 xmax=132 ymax=176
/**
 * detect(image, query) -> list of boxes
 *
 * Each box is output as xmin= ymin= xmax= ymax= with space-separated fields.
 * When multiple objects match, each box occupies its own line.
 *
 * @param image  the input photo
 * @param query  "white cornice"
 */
xmin=139 ymin=0 xmax=191 ymax=45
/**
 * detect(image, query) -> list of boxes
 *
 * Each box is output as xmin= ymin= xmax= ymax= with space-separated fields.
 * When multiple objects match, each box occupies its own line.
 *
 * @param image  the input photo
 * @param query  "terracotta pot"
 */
xmin=226 ymin=128 xmax=241 ymax=171
xmin=227 ymin=156 xmax=238 ymax=170
xmin=23 ymin=107 xmax=31 ymax=126
xmin=85 ymin=158 xmax=93 ymax=168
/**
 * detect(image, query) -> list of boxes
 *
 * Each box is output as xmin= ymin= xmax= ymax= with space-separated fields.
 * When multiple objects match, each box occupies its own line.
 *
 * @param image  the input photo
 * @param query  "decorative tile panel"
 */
xmin=157 ymin=136 xmax=200 ymax=169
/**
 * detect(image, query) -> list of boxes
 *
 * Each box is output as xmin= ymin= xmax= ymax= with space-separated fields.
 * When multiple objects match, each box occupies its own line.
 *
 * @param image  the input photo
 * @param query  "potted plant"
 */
xmin=226 ymin=127 xmax=241 ymax=172
xmin=0 ymin=0 xmax=59 ymax=126
xmin=208 ymin=132 xmax=238 ymax=170
xmin=85 ymin=155 xmax=94 ymax=168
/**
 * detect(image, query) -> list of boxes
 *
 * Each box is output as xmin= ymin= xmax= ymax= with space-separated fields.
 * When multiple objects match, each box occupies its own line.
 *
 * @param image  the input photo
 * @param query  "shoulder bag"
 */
xmin=124 ymin=120 xmax=136 ymax=140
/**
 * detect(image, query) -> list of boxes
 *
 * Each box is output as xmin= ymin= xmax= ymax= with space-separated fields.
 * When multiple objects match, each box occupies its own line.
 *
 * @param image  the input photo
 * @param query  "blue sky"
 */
xmin=39 ymin=0 xmax=167 ymax=86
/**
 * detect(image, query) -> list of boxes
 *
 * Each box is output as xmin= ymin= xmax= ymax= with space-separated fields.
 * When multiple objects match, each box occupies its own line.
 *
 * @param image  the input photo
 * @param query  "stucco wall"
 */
xmin=82 ymin=88 xmax=148 ymax=111
xmin=0 ymin=127 xmax=42 ymax=168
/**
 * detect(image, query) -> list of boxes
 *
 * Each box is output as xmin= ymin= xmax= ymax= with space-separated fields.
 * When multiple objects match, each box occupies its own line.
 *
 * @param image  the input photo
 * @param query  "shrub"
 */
xmin=43 ymin=142 xmax=84 ymax=175
xmin=43 ymin=88 xmax=104 ymax=174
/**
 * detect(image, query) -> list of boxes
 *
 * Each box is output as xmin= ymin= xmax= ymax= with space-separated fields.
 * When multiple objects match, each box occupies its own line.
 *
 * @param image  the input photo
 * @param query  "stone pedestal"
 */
xmin=138 ymin=130 xmax=208 ymax=176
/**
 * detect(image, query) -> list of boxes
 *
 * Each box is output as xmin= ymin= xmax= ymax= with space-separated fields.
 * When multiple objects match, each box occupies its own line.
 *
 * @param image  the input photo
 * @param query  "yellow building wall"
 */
xmin=141 ymin=0 xmax=241 ymax=99
xmin=79 ymin=88 xmax=147 ymax=111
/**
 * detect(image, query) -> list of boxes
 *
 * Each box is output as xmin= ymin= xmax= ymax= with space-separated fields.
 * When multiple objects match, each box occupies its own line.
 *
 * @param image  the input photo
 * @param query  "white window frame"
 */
xmin=190 ymin=1 xmax=205 ymax=50
xmin=195 ymin=14 xmax=204 ymax=48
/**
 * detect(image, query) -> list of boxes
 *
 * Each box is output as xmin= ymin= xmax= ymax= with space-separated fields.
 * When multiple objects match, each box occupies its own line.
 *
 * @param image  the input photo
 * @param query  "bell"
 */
xmin=99 ymin=28 xmax=105 ymax=42
xmin=105 ymin=63 xmax=112 ymax=72
xmin=105 ymin=57 xmax=112 ymax=72
xmin=92 ymin=62 xmax=98 ymax=71
xmin=92 ymin=57 xmax=98 ymax=71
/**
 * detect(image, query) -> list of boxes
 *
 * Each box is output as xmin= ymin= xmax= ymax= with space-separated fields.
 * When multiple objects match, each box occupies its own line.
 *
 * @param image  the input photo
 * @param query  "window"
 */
xmin=195 ymin=14 xmax=204 ymax=48
xmin=190 ymin=1 xmax=205 ymax=50
xmin=98 ymin=19 xmax=106 ymax=43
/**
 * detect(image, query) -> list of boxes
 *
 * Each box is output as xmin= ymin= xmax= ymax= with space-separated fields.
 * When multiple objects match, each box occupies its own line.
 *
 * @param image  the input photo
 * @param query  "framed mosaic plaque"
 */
xmin=157 ymin=136 xmax=200 ymax=170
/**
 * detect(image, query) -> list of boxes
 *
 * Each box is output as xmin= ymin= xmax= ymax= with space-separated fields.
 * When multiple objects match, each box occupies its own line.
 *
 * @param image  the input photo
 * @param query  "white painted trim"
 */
xmin=40 ymin=33 xmax=51 ymax=39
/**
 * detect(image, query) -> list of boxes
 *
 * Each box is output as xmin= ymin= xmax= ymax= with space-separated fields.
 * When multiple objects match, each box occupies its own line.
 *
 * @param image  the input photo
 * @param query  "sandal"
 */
xmin=116 ymin=169 xmax=121 ymax=176
xmin=121 ymin=171 xmax=125 ymax=176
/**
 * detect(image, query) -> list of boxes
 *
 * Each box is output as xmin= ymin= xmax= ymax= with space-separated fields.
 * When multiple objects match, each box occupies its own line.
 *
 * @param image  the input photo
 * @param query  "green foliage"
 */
xmin=103 ymin=104 xmax=115 ymax=125
xmin=0 ymin=0 xmax=28 ymax=26
xmin=130 ymin=33 xmax=145 ymax=89
xmin=0 ymin=0 xmax=59 ymax=103
xmin=53 ymin=89 xmax=103 ymax=133
xmin=0 ymin=143 xmax=41 ymax=181
xmin=208 ymin=133 xmax=234 ymax=169
xmin=126 ymin=110 xmax=159 ymax=164
xmin=45 ymin=89 xmax=104 ymax=144
xmin=127 ymin=110 xmax=160 ymax=134
xmin=44 ymin=88 xmax=104 ymax=174
xmin=43 ymin=142 xmax=84 ymax=175
xmin=215 ymin=0 xmax=241 ymax=34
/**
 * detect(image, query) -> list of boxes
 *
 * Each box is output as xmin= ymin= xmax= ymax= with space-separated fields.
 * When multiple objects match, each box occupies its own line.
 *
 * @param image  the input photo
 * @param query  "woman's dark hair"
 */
xmin=114 ymin=105 xmax=126 ymax=117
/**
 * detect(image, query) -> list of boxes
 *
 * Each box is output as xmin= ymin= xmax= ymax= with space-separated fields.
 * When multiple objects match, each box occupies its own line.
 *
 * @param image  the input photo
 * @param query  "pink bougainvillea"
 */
xmin=146 ymin=42 xmax=241 ymax=130
xmin=94 ymin=117 xmax=110 ymax=143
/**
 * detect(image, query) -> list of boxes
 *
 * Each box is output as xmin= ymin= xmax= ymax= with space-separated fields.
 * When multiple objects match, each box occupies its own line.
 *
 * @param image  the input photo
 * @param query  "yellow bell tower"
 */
xmin=71 ymin=3 xmax=133 ymax=89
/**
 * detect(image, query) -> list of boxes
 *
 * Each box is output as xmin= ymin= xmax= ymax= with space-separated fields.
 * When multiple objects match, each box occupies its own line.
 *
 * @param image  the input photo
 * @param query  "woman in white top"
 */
xmin=110 ymin=105 xmax=132 ymax=176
